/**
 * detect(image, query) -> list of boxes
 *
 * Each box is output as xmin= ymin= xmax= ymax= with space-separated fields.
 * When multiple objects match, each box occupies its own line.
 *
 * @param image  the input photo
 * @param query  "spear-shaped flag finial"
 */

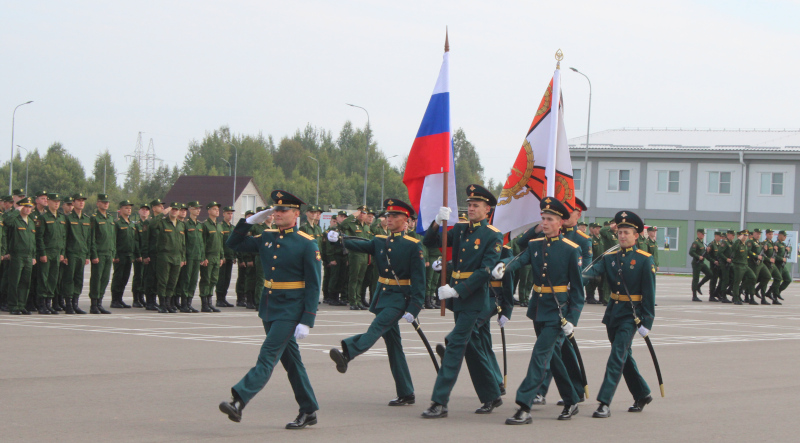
xmin=445 ymin=27 xmax=449 ymax=52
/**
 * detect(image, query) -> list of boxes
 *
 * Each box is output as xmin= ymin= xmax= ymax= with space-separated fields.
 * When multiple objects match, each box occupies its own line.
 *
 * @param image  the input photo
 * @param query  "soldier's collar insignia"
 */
xmin=472 ymin=222 xmax=481 ymax=228
xmin=624 ymin=247 xmax=633 ymax=252
xmin=564 ymin=227 xmax=573 ymax=232
xmin=391 ymin=231 xmax=403 ymax=237
xmin=281 ymin=227 xmax=294 ymax=234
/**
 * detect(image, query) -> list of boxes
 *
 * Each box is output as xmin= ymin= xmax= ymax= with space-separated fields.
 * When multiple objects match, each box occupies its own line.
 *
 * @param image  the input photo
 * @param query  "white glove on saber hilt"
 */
xmin=435 ymin=207 xmax=452 ymax=225
xmin=402 ymin=312 xmax=415 ymax=323
xmin=294 ymin=323 xmax=310 ymax=340
xmin=497 ymin=315 xmax=508 ymax=328
xmin=432 ymin=259 xmax=442 ymax=272
xmin=638 ymin=325 xmax=650 ymax=338
xmin=327 ymin=231 xmax=340 ymax=243
xmin=437 ymin=284 xmax=458 ymax=300
xmin=561 ymin=321 xmax=574 ymax=337
xmin=491 ymin=263 xmax=505 ymax=280
xmin=246 ymin=207 xmax=275 ymax=224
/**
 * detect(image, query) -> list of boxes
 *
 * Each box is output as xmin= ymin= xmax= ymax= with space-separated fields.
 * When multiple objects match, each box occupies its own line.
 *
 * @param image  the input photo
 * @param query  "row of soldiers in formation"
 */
xmin=218 ymin=186 xmax=658 ymax=429
xmin=690 ymin=228 xmax=792 ymax=305
xmin=0 ymin=188 xmax=313 ymax=315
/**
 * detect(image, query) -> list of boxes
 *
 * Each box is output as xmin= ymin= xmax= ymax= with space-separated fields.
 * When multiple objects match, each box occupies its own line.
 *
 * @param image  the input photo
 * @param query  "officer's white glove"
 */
xmin=432 ymin=259 xmax=442 ymax=272
xmin=327 ymin=231 xmax=340 ymax=243
xmin=437 ymin=284 xmax=458 ymax=300
xmin=402 ymin=312 xmax=415 ymax=323
xmin=497 ymin=315 xmax=508 ymax=328
xmin=246 ymin=207 xmax=275 ymax=224
xmin=294 ymin=323 xmax=310 ymax=340
xmin=637 ymin=325 xmax=649 ymax=338
xmin=491 ymin=263 xmax=505 ymax=280
xmin=435 ymin=207 xmax=452 ymax=225
xmin=561 ymin=321 xmax=574 ymax=337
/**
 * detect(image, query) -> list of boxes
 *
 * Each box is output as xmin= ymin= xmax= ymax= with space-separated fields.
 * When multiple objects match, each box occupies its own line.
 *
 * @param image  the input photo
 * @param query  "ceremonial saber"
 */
xmin=617 ymin=267 xmax=665 ymax=397
xmin=500 ymin=324 xmax=507 ymax=390
xmin=581 ymin=244 xmax=620 ymax=274
xmin=412 ymin=319 xmax=440 ymax=373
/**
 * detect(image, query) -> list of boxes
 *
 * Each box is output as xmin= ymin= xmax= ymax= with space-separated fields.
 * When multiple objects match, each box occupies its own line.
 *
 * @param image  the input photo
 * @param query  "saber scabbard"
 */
xmin=412 ymin=320 xmax=440 ymax=373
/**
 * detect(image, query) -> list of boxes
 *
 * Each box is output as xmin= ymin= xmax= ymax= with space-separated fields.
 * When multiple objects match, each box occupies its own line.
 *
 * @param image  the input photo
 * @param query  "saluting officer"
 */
xmin=35 ymin=193 xmax=66 ymax=314
xmin=198 ymin=201 xmax=224 ymax=313
xmin=493 ymin=197 xmax=584 ymax=424
xmin=421 ymin=184 xmax=505 ymax=419
xmin=110 ymin=200 xmax=136 ymax=309
xmin=215 ymin=205 xmax=236 ymax=308
xmin=689 ymin=229 xmax=711 ymax=302
xmin=88 ymin=194 xmax=115 ymax=314
xmin=219 ymin=190 xmax=321 ymax=430
xmin=582 ymin=210 xmax=655 ymax=418
xmin=154 ymin=202 xmax=186 ymax=313
xmin=6 ymin=197 xmax=37 ymax=315
xmin=327 ymin=198 xmax=425 ymax=406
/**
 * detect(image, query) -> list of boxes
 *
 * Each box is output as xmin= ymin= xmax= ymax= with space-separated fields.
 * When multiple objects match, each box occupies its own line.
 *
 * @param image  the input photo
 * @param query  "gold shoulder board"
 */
xmin=636 ymin=249 xmax=652 ymax=257
xmin=563 ymin=238 xmax=580 ymax=248
xmin=578 ymin=230 xmax=590 ymax=239
xmin=297 ymin=231 xmax=315 ymax=240
xmin=403 ymin=235 xmax=420 ymax=243
xmin=486 ymin=225 xmax=501 ymax=233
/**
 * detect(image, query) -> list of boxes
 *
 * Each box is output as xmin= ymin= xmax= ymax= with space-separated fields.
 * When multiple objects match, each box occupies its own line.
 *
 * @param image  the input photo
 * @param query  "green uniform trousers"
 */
xmin=751 ymin=263 xmax=770 ymax=292
xmin=597 ymin=321 xmax=651 ymax=405
xmin=425 ymin=267 xmax=439 ymax=299
xmin=537 ymin=338 xmax=586 ymax=401
xmin=253 ymin=256 xmax=265 ymax=305
xmin=346 ymin=254 xmax=368 ymax=306
xmin=216 ymin=260 xmax=234 ymax=296
xmin=132 ymin=260 xmax=144 ymax=296
xmin=327 ymin=261 xmax=346 ymax=294
xmin=691 ymin=261 xmax=711 ymax=291
xmin=477 ymin=316 xmax=504 ymax=389
xmin=235 ymin=263 xmax=247 ymax=296
xmin=111 ymin=256 xmax=133 ymax=296
xmin=63 ymin=255 xmax=87 ymax=300
xmin=89 ymin=255 xmax=113 ymax=299
xmin=36 ymin=253 xmax=61 ymax=299
xmin=199 ymin=259 xmax=220 ymax=297
xmin=515 ymin=322 xmax=580 ymax=410
xmin=144 ymin=256 xmax=158 ymax=296
xmin=517 ymin=265 xmax=532 ymax=304
xmin=232 ymin=320 xmax=319 ymax=413
xmin=431 ymin=310 xmax=502 ymax=405
xmin=178 ymin=259 xmax=201 ymax=298
xmin=157 ymin=260 xmax=182 ymax=298
xmin=245 ymin=262 xmax=258 ymax=301
xmin=586 ymin=274 xmax=602 ymax=300
xmin=341 ymin=306 xmax=414 ymax=397
xmin=732 ymin=265 xmax=756 ymax=303
xmin=709 ymin=263 xmax=728 ymax=295
xmin=7 ymin=256 xmax=33 ymax=311
xmin=778 ymin=265 xmax=792 ymax=294
xmin=767 ymin=265 xmax=782 ymax=295
xmin=57 ymin=261 xmax=68 ymax=298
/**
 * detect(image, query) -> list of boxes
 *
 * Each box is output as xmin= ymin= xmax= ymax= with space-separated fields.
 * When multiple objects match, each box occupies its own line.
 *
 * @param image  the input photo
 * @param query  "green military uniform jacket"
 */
xmin=6 ymin=214 xmax=36 ymax=258
xmin=775 ymin=240 xmax=788 ymax=268
xmin=89 ymin=211 xmax=116 ymax=259
xmin=563 ymin=226 xmax=592 ymax=271
xmin=745 ymin=238 xmax=764 ymax=267
xmin=66 ymin=211 xmax=92 ymax=259
xmin=338 ymin=216 xmax=371 ymax=256
xmin=690 ymin=238 xmax=707 ymax=265
xmin=153 ymin=217 xmax=186 ymax=265
xmin=591 ymin=234 xmax=604 ymax=260
xmin=145 ymin=213 xmax=166 ymax=259
xmin=202 ymin=217 xmax=224 ymax=262
xmin=423 ymin=219 xmax=502 ymax=313
xmin=343 ymin=231 xmax=426 ymax=316
xmin=36 ymin=209 xmax=66 ymax=259
xmin=184 ymin=217 xmax=205 ymax=261
xmin=226 ymin=220 xmax=321 ymax=327
xmin=584 ymin=245 xmax=656 ymax=329
xmin=220 ymin=220 xmax=235 ymax=261
xmin=599 ymin=226 xmax=618 ymax=252
xmin=731 ymin=239 xmax=748 ymax=265
xmin=115 ymin=216 xmax=137 ymax=260
xmin=504 ymin=234 xmax=584 ymax=326
xmin=762 ymin=238 xmax=776 ymax=269
xmin=299 ymin=221 xmax=324 ymax=251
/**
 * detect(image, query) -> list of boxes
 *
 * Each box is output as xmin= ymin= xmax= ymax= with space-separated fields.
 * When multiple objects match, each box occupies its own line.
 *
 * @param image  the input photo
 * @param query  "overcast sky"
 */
xmin=2 ymin=0 xmax=799 ymax=188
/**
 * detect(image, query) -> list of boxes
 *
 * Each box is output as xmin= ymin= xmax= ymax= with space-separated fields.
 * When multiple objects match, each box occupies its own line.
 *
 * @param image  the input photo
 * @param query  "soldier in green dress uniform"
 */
xmin=761 ymin=229 xmax=781 ymax=304
xmin=143 ymin=199 xmax=165 ymax=311
xmin=54 ymin=195 xmax=74 ymax=312
xmin=6 ymin=197 xmax=37 ymax=315
xmin=35 ymin=193 xmax=66 ymax=314
xmin=62 ymin=193 xmax=90 ymax=314
xmin=324 ymin=214 xmax=348 ymax=306
xmin=154 ymin=202 xmax=186 ymax=313
xmin=496 ymin=197 xmax=584 ymax=424
xmin=689 ymin=229 xmax=711 ymax=302
xmin=177 ymin=201 xmax=210 ymax=312
xmin=110 ymin=200 xmax=135 ymax=309
xmin=130 ymin=203 xmax=150 ymax=308
xmin=420 ymin=184 xmax=505 ymax=419
xmin=747 ymin=229 xmax=771 ymax=304
xmin=582 ymin=210 xmax=655 ymax=418
xmin=219 ymin=190 xmax=321 ymax=430
xmin=731 ymin=230 xmax=757 ymax=305
xmin=585 ymin=223 xmax=604 ymax=304
xmin=328 ymin=198 xmax=425 ymax=406
xmin=773 ymin=231 xmax=791 ymax=303
xmin=234 ymin=209 xmax=255 ymax=307
xmin=198 ymin=201 xmax=224 ymax=313
xmin=706 ymin=232 xmax=729 ymax=302
xmin=598 ymin=221 xmax=619 ymax=305
xmin=88 ymin=194 xmax=115 ymax=314
xmin=338 ymin=206 xmax=371 ymax=310
xmin=215 ymin=206 xmax=236 ymax=307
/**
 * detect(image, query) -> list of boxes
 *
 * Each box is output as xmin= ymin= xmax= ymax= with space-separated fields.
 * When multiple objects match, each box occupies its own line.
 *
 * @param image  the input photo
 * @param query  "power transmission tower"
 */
xmin=145 ymin=138 xmax=163 ymax=180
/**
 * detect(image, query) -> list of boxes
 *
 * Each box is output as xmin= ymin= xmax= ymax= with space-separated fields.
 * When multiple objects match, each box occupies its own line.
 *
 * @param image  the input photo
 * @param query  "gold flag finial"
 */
xmin=555 ymin=49 xmax=563 ymax=69
xmin=445 ymin=27 xmax=449 ymax=52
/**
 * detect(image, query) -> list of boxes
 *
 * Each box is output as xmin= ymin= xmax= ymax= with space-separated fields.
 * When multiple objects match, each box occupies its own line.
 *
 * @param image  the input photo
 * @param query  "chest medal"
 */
xmin=474 ymin=238 xmax=481 ymax=250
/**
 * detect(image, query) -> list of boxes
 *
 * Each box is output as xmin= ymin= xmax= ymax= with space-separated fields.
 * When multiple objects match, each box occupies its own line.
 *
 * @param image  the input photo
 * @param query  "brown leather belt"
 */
xmin=611 ymin=292 xmax=642 ymax=302
xmin=533 ymin=284 xmax=569 ymax=293
xmin=378 ymin=277 xmax=411 ymax=286
xmin=263 ymin=280 xmax=305 ymax=289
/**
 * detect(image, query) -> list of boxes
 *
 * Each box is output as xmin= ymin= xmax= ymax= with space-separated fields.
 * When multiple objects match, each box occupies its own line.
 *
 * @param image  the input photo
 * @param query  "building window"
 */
xmin=760 ymin=172 xmax=783 ymax=196
xmin=656 ymin=226 xmax=679 ymax=251
xmin=657 ymin=170 xmax=680 ymax=193
xmin=608 ymin=169 xmax=630 ymax=191
xmin=708 ymin=171 xmax=731 ymax=194
xmin=241 ymin=194 xmax=256 ymax=212
xmin=574 ymin=169 xmax=582 ymax=191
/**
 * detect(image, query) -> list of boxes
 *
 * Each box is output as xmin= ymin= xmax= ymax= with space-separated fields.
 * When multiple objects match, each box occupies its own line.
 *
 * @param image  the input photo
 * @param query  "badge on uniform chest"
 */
xmin=474 ymin=239 xmax=481 ymax=250
xmin=265 ymin=242 xmax=273 ymax=248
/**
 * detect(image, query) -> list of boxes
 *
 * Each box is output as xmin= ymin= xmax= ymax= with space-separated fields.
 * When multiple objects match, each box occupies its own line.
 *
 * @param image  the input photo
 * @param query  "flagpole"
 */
xmin=545 ymin=49 xmax=563 ymax=198
xmin=440 ymin=29 xmax=450 ymax=317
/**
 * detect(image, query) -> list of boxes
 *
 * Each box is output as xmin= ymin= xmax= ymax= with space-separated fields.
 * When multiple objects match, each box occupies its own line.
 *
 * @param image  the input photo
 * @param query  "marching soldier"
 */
xmin=327 ymin=198 xmax=425 ymax=406
xmin=761 ymin=229 xmax=781 ymax=304
xmin=774 ymin=231 xmax=791 ymax=303
xmin=198 ymin=201 xmax=224 ymax=313
xmin=143 ymin=199 xmax=165 ymax=311
xmin=35 ymin=193 xmax=66 ymax=314
xmin=6 ymin=197 xmax=37 ymax=315
xmin=88 ymin=194 xmax=115 ymax=314
xmin=689 ymin=229 xmax=711 ymax=302
xmin=421 ymin=184 xmax=505 ymax=419
xmin=493 ymin=197 xmax=584 ymax=423
xmin=131 ymin=203 xmax=150 ymax=308
xmin=582 ymin=210 xmax=655 ymax=418
xmin=338 ymin=205 xmax=371 ymax=310
xmin=110 ymin=200 xmax=136 ymax=309
xmin=731 ymin=230 xmax=756 ymax=305
xmin=706 ymin=232 xmax=727 ymax=302
xmin=154 ymin=202 xmax=186 ymax=313
xmin=219 ymin=190 xmax=321 ymax=430
xmin=215 ymin=206 xmax=236 ymax=307
xmin=747 ymin=229 xmax=771 ymax=304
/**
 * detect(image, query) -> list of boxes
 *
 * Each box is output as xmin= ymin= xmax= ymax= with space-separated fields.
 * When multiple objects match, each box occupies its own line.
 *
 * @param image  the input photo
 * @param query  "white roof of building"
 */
xmin=568 ymin=128 xmax=800 ymax=152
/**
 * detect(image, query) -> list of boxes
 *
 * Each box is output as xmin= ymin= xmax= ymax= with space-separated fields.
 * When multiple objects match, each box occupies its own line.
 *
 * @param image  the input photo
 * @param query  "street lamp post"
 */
xmin=308 ymin=155 xmax=319 ymax=205
xmin=9 ymin=100 xmax=33 ymax=194
xmin=569 ymin=67 xmax=592 ymax=205
xmin=230 ymin=143 xmax=239 ymax=209
xmin=219 ymin=157 xmax=231 ymax=176
xmin=15 ymin=145 xmax=29 ymax=195
xmin=381 ymin=154 xmax=398 ymax=203
xmin=346 ymin=103 xmax=370 ymax=206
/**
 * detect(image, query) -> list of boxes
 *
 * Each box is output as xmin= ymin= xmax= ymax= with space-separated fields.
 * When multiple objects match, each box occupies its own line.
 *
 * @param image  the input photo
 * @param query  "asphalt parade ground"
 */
xmin=1 ymin=273 xmax=798 ymax=442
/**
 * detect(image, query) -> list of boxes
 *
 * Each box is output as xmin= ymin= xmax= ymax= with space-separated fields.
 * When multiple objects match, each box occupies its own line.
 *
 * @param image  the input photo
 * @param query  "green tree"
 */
xmin=452 ymin=128 xmax=485 ymax=207
xmin=91 ymin=150 xmax=118 ymax=193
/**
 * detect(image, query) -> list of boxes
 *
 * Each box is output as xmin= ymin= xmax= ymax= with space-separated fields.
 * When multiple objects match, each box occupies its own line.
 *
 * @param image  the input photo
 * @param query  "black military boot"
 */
xmin=72 ymin=296 xmax=87 ymax=314
xmin=110 ymin=293 xmax=125 ymax=309
xmin=97 ymin=297 xmax=112 ymax=314
xmin=54 ymin=294 xmax=65 ymax=311
xmin=157 ymin=295 xmax=168 ymax=313
xmin=173 ymin=296 xmax=183 ymax=312
xmin=166 ymin=297 xmax=178 ymax=313
xmin=131 ymin=292 xmax=144 ymax=308
xmin=145 ymin=294 xmax=157 ymax=311
xmin=708 ymin=288 xmax=719 ymax=302
xmin=692 ymin=290 xmax=702 ymax=302
xmin=201 ymin=297 xmax=213 ymax=312
xmin=46 ymin=298 xmax=58 ymax=314
xmin=119 ymin=294 xmax=131 ymax=308
xmin=236 ymin=293 xmax=246 ymax=307
xmin=38 ymin=298 xmax=51 ymax=315
xmin=64 ymin=298 xmax=75 ymax=314
xmin=245 ymin=293 xmax=256 ymax=310
xmin=187 ymin=297 xmax=199 ymax=313
xmin=424 ymin=296 xmax=435 ymax=310
xmin=89 ymin=298 xmax=100 ymax=314
xmin=760 ymin=288 xmax=771 ymax=305
xmin=180 ymin=296 xmax=191 ymax=313
xmin=215 ymin=294 xmax=228 ymax=307
xmin=219 ymin=390 xmax=246 ymax=423
xmin=206 ymin=297 xmax=220 ymax=312
xmin=748 ymin=291 xmax=759 ymax=305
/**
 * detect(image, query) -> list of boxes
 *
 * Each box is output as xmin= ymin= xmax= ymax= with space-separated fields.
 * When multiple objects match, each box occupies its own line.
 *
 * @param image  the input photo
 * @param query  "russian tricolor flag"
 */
xmin=403 ymin=41 xmax=459 ymax=232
